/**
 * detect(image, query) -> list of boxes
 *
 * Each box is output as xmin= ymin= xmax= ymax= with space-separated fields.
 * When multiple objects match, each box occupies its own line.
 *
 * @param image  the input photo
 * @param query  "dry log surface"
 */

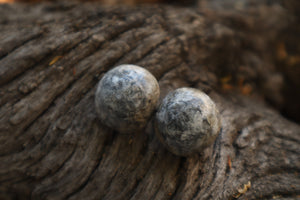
xmin=0 ymin=2 xmax=299 ymax=200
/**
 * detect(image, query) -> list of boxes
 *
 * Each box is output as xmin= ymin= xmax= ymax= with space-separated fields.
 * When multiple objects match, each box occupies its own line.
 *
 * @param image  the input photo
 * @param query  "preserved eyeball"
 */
xmin=95 ymin=64 xmax=160 ymax=133
xmin=155 ymin=88 xmax=221 ymax=156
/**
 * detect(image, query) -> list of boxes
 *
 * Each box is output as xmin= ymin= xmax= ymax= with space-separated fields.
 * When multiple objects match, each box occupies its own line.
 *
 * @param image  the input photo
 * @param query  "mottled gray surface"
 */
xmin=155 ymin=88 xmax=221 ymax=156
xmin=95 ymin=64 xmax=160 ymax=133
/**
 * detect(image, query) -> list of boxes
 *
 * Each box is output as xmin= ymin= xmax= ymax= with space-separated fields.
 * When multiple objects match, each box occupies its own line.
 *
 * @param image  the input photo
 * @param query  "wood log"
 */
xmin=0 ymin=2 xmax=299 ymax=199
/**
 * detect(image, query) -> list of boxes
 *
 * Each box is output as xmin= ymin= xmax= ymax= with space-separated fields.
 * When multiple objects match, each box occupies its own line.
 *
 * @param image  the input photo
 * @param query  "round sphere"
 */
xmin=95 ymin=64 xmax=160 ymax=133
xmin=155 ymin=88 xmax=221 ymax=156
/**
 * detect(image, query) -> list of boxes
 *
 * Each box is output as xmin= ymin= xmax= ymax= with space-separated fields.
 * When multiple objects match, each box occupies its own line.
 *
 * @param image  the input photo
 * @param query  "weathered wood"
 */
xmin=0 ymin=2 xmax=299 ymax=200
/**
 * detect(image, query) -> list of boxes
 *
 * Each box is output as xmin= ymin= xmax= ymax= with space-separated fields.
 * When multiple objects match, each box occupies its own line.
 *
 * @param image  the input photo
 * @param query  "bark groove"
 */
xmin=0 ymin=2 xmax=299 ymax=200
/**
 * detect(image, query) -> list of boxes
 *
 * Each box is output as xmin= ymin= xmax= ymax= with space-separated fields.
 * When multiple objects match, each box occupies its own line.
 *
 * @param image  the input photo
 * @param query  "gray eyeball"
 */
xmin=95 ymin=64 xmax=160 ymax=133
xmin=155 ymin=88 xmax=221 ymax=156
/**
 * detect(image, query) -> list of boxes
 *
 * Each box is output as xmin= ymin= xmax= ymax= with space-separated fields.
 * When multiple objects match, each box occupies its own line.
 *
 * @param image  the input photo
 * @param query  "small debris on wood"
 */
xmin=233 ymin=181 xmax=251 ymax=198
xmin=227 ymin=155 xmax=232 ymax=170
xmin=49 ymin=56 xmax=63 ymax=66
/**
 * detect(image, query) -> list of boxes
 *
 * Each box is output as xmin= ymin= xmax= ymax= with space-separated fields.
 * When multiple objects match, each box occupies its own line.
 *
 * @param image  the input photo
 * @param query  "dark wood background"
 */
xmin=0 ymin=1 xmax=299 ymax=199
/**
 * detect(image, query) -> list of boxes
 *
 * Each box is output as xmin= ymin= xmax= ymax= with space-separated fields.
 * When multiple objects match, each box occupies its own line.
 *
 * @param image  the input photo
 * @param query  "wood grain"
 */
xmin=0 ymin=2 xmax=299 ymax=199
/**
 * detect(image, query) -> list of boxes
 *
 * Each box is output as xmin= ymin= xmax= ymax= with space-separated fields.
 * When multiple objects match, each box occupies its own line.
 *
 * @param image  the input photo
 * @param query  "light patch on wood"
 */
xmin=277 ymin=42 xmax=287 ymax=60
xmin=220 ymin=75 xmax=232 ymax=84
xmin=128 ymin=139 xmax=133 ymax=145
xmin=0 ymin=0 xmax=14 ymax=3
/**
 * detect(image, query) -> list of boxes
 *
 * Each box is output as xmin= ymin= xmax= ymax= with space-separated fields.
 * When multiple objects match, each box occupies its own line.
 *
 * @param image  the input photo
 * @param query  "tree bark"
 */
xmin=0 ymin=2 xmax=299 ymax=200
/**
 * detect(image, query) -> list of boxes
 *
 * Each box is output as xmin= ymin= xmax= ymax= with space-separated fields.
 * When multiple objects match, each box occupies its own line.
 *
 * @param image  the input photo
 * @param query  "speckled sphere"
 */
xmin=95 ymin=64 xmax=160 ymax=133
xmin=155 ymin=88 xmax=221 ymax=156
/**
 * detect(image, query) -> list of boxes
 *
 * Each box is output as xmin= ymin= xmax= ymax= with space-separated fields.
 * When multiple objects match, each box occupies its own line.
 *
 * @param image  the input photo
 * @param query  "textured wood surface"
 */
xmin=0 ymin=2 xmax=299 ymax=199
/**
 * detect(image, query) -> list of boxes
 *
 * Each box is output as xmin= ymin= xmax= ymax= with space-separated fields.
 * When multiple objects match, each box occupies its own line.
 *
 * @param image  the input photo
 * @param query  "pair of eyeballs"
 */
xmin=95 ymin=64 xmax=221 ymax=156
